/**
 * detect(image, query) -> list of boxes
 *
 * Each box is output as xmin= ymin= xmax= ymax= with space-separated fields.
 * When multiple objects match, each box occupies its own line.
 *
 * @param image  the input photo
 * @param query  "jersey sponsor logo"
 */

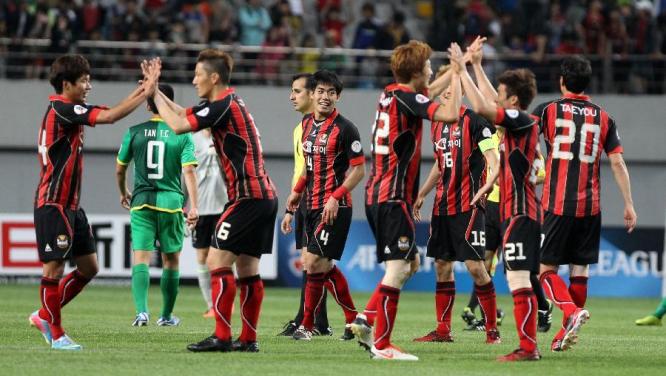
xmin=398 ymin=236 xmax=410 ymax=251
xmin=505 ymin=109 xmax=519 ymax=119
xmin=73 ymin=105 xmax=88 ymax=115
xmin=302 ymin=140 xmax=313 ymax=153
xmin=56 ymin=234 xmax=70 ymax=249
xmin=483 ymin=127 xmax=492 ymax=138
xmin=351 ymin=140 xmax=362 ymax=153
xmin=435 ymin=138 xmax=461 ymax=150
xmin=415 ymin=94 xmax=430 ymax=104
xmin=196 ymin=107 xmax=210 ymax=117
xmin=559 ymin=103 xmax=598 ymax=117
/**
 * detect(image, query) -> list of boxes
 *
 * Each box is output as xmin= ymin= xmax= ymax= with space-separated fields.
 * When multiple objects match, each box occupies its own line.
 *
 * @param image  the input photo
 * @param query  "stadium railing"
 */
xmin=1 ymin=38 xmax=664 ymax=94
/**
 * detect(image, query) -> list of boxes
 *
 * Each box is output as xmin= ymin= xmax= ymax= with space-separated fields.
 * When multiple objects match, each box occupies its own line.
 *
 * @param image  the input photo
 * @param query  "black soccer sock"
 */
xmin=467 ymin=289 xmax=479 ymax=312
xmin=531 ymin=273 xmax=550 ymax=311
xmin=293 ymin=271 xmax=307 ymax=325
xmin=315 ymin=290 xmax=330 ymax=330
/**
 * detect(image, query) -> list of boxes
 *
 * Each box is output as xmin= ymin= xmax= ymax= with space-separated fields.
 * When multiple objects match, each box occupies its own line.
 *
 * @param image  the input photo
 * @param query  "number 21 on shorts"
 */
xmin=504 ymin=242 xmax=526 ymax=261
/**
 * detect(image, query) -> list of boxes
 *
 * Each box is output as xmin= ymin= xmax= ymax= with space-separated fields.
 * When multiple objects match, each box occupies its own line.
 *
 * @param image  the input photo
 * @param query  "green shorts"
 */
xmin=130 ymin=209 xmax=184 ymax=253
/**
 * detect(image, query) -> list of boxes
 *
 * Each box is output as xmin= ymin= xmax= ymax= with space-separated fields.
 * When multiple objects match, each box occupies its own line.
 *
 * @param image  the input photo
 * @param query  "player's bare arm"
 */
xmin=94 ymin=62 xmax=158 ymax=124
xmin=468 ymin=39 xmax=498 ymax=103
xmin=451 ymin=43 xmax=498 ymax=123
xmin=608 ymin=153 xmax=637 ymax=233
xmin=322 ymin=162 xmax=365 ymax=225
xmin=115 ymin=163 xmax=131 ymax=210
xmin=182 ymin=164 xmax=200 ymax=229
xmin=414 ymin=162 xmax=441 ymax=222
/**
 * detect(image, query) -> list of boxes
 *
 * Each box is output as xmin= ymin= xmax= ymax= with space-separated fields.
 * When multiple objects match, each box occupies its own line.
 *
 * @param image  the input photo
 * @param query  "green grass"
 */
xmin=1 ymin=284 xmax=664 ymax=375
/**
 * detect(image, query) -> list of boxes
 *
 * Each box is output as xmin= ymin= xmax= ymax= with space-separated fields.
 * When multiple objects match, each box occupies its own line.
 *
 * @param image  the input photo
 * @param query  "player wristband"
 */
xmin=285 ymin=209 xmax=295 ymax=215
xmin=332 ymin=186 xmax=349 ymax=200
xmin=293 ymin=176 xmax=306 ymax=194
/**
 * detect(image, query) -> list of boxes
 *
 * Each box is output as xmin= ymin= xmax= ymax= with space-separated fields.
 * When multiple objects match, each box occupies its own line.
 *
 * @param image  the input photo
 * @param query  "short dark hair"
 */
xmin=308 ymin=70 xmax=343 ymax=94
xmin=560 ymin=55 xmax=592 ymax=94
xmin=497 ymin=69 xmax=537 ymax=110
xmin=197 ymin=49 xmax=233 ymax=85
xmin=292 ymin=73 xmax=312 ymax=84
xmin=49 ymin=54 xmax=91 ymax=94
xmin=148 ymin=84 xmax=174 ymax=114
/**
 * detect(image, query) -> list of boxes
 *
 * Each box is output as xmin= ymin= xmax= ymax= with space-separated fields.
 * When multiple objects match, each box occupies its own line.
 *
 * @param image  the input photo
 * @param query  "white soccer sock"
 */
xmin=198 ymin=264 xmax=213 ymax=310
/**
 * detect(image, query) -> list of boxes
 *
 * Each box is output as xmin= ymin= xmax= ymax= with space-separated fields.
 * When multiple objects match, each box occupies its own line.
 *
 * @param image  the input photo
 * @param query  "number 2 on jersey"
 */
xmin=147 ymin=140 xmax=164 ymax=179
xmin=372 ymin=111 xmax=390 ymax=155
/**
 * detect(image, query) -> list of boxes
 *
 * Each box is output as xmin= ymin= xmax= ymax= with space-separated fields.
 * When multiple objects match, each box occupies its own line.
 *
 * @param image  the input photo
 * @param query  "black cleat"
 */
xmin=538 ymin=300 xmax=554 ymax=333
xmin=187 ymin=335 xmax=232 ymax=352
xmin=339 ymin=324 xmax=355 ymax=341
xmin=464 ymin=318 xmax=486 ymax=331
xmin=313 ymin=326 xmax=333 ymax=336
xmin=232 ymin=339 xmax=260 ymax=352
xmin=277 ymin=320 xmax=298 ymax=336
xmin=461 ymin=307 xmax=477 ymax=327
xmin=497 ymin=308 xmax=505 ymax=326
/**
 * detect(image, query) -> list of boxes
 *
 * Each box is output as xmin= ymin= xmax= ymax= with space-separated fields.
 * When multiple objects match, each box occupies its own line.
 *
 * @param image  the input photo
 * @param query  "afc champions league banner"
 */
xmin=275 ymin=220 xmax=665 ymax=298
xmin=0 ymin=214 xmax=278 ymax=280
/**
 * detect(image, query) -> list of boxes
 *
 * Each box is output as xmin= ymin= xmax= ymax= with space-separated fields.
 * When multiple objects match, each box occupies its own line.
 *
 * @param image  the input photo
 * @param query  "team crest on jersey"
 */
xmin=398 ymin=236 xmax=410 ymax=251
xmin=451 ymin=126 xmax=461 ymax=138
xmin=196 ymin=107 xmax=210 ymax=117
xmin=74 ymin=105 xmax=88 ymax=115
xmin=351 ymin=140 xmax=362 ymax=153
xmin=415 ymin=94 xmax=429 ymax=104
xmin=56 ymin=234 xmax=70 ymax=249
xmin=319 ymin=133 xmax=328 ymax=143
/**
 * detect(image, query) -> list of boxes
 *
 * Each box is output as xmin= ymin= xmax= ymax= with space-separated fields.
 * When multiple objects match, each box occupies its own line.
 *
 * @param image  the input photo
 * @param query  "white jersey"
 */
xmin=193 ymin=131 xmax=227 ymax=215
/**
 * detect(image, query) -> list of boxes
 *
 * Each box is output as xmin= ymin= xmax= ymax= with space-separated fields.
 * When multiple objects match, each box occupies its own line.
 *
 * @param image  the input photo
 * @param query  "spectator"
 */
xmin=322 ymin=6 xmax=345 ymax=46
xmin=257 ymin=25 xmax=290 ymax=84
xmin=238 ymin=0 xmax=272 ymax=46
xmin=81 ymin=0 xmax=104 ymax=39
xmin=376 ymin=10 xmax=411 ymax=50
xmin=181 ymin=1 xmax=210 ymax=43
xmin=352 ymin=2 xmax=380 ymax=50
xmin=298 ymin=33 xmax=319 ymax=73
xmin=208 ymin=0 xmax=237 ymax=43
xmin=319 ymin=29 xmax=346 ymax=75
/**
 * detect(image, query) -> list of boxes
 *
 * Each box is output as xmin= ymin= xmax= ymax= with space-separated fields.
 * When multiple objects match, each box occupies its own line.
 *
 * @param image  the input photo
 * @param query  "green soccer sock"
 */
xmin=132 ymin=263 xmax=150 ymax=314
xmin=654 ymin=297 xmax=666 ymax=319
xmin=160 ymin=268 xmax=180 ymax=319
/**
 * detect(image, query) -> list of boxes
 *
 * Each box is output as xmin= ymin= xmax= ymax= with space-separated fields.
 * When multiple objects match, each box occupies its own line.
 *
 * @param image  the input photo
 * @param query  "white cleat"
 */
xmin=350 ymin=314 xmax=373 ymax=351
xmin=562 ymin=308 xmax=590 ymax=351
xmin=370 ymin=345 xmax=419 ymax=361
xmin=292 ymin=325 xmax=313 ymax=341
xmin=51 ymin=334 xmax=82 ymax=351
xmin=132 ymin=312 xmax=149 ymax=327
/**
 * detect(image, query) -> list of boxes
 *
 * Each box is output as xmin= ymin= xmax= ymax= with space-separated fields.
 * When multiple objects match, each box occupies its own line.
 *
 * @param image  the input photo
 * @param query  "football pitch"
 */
xmin=1 ymin=284 xmax=663 ymax=375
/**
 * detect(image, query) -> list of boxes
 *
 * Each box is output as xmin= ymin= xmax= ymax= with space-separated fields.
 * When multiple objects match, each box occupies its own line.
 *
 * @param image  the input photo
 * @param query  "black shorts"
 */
xmin=365 ymin=202 xmax=417 ymax=263
xmin=427 ymin=209 xmax=486 ymax=262
xmin=192 ymin=213 xmax=222 ymax=249
xmin=34 ymin=205 xmax=96 ymax=262
xmin=485 ymin=201 xmax=501 ymax=252
xmin=501 ymin=215 xmax=541 ymax=273
xmin=294 ymin=199 xmax=306 ymax=250
xmin=540 ymin=211 xmax=601 ymax=266
xmin=304 ymin=207 xmax=352 ymax=260
xmin=213 ymin=198 xmax=278 ymax=258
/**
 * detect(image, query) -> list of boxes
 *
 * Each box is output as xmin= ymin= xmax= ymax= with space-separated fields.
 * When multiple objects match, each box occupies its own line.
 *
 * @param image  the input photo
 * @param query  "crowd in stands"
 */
xmin=1 ymin=0 xmax=665 ymax=93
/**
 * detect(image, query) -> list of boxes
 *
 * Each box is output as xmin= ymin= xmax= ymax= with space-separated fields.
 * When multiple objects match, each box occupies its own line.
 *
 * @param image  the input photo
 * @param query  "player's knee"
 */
xmin=506 ymin=271 xmax=531 ymax=291
xmin=383 ymin=261 xmax=411 ymax=288
xmin=466 ymin=261 xmax=489 ymax=283
xmin=435 ymin=260 xmax=453 ymax=281
xmin=570 ymin=264 xmax=589 ymax=277
xmin=409 ymin=256 xmax=420 ymax=276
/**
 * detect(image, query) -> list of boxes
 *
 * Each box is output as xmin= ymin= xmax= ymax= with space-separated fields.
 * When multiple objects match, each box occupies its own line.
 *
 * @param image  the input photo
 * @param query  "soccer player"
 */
xmin=350 ymin=40 xmax=461 ymax=361
xmin=450 ymin=43 xmax=543 ymax=361
xmin=116 ymin=84 xmax=199 ymax=327
xmin=533 ymin=56 xmax=637 ymax=351
xmin=635 ymin=298 xmax=666 ymax=326
xmin=191 ymin=128 xmax=228 ymax=318
xmin=412 ymin=64 xmax=502 ymax=345
xmin=279 ymin=73 xmax=331 ymax=337
xmin=147 ymin=50 xmax=278 ymax=353
xmin=285 ymin=70 xmax=365 ymax=342
xmin=30 ymin=54 xmax=155 ymax=350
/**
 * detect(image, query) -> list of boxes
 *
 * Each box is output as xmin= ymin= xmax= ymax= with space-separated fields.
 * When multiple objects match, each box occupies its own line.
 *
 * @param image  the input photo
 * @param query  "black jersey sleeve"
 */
xmin=604 ymin=116 xmax=623 ymax=154
xmin=394 ymin=91 xmax=440 ymax=121
xmin=186 ymin=97 xmax=232 ymax=131
xmin=495 ymin=107 xmax=537 ymax=133
xmin=468 ymin=111 xmax=495 ymax=148
xmin=340 ymin=122 xmax=365 ymax=166
xmin=52 ymin=101 xmax=106 ymax=127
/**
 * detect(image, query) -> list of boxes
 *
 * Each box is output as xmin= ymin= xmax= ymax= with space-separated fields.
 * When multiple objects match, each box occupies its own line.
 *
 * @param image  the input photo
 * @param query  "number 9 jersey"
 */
xmin=532 ymin=93 xmax=623 ymax=217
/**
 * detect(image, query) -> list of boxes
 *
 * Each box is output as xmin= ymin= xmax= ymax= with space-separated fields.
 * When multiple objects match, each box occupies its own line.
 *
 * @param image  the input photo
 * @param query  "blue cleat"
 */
xmin=51 ymin=334 xmax=82 ymax=351
xmin=29 ymin=310 xmax=52 ymax=345
xmin=156 ymin=315 xmax=181 ymax=326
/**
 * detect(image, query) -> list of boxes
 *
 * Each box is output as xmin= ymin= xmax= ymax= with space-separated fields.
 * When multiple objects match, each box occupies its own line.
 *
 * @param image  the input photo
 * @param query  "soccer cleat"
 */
xmin=312 ymin=326 xmax=333 ymax=336
xmin=461 ymin=307 xmax=476 ymax=327
xmin=412 ymin=330 xmax=453 ymax=343
xmin=371 ymin=345 xmax=419 ymax=361
xmin=497 ymin=348 xmax=541 ymax=362
xmin=538 ymin=300 xmax=554 ymax=333
xmin=277 ymin=320 xmax=298 ymax=336
xmin=339 ymin=324 xmax=355 ymax=341
xmin=156 ymin=315 xmax=181 ymax=326
xmin=485 ymin=328 xmax=501 ymax=344
xmin=464 ymin=318 xmax=486 ymax=331
xmin=187 ymin=335 xmax=232 ymax=352
xmin=132 ymin=312 xmax=149 ymax=327
xmin=292 ymin=325 xmax=313 ymax=341
xmin=202 ymin=308 xmax=216 ymax=319
xmin=635 ymin=315 xmax=662 ymax=326
xmin=29 ymin=310 xmax=52 ymax=344
xmin=51 ymin=334 xmax=82 ymax=351
xmin=551 ymin=328 xmax=565 ymax=352
xmin=496 ymin=308 xmax=505 ymax=326
xmin=350 ymin=315 xmax=373 ymax=351
xmin=232 ymin=339 xmax=260 ymax=352
xmin=561 ymin=308 xmax=589 ymax=351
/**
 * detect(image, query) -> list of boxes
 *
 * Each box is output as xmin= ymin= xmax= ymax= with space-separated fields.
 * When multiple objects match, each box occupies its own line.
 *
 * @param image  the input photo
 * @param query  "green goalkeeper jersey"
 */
xmin=117 ymin=117 xmax=197 ymax=212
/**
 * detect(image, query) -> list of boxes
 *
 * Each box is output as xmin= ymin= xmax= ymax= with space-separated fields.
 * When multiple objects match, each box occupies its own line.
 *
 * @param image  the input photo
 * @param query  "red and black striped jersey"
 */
xmin=186 ymin=88 xmax=276 ymax=202
xmin=495 ymin=107 xmax=543 ymax=223
xmin=365 ymin=84 xmax=439 ymax=206
xmin=432 ymin=106 xmax=495 ymax=216
xmin=532 ymin=93 xmax=623 ymax=217
xmin=301 ymin=109 xmax=365 ymax=210
xmin=35 ymin=95 xmax=105 ymax=210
